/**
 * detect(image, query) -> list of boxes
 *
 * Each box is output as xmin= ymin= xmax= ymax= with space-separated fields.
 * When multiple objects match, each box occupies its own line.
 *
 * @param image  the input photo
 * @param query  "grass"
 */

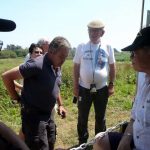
xmin=0 ymin=57 xmax=136 ymax=149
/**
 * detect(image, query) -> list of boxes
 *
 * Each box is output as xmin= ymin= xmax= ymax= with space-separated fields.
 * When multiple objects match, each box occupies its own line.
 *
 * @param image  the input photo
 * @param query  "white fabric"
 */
xmin=136 ymin=72 xmax=146 ymax=95
xmin=24 ymin=53 xmax=30 ymax=63
xmin=73 ymin=41 xmax=115 ymax=89
xmin=131 ymin=74 xmax=150 ymax=150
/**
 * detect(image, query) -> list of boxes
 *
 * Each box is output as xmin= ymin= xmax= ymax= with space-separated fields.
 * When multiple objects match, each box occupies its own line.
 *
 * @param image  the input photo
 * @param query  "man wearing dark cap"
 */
xmin=93 ymin=26 xmax=150 ymax=150
xmin=73 ymin=19 xmax=116 ymax=144
xmin=0 ymin=18 xmax=30 ymax=150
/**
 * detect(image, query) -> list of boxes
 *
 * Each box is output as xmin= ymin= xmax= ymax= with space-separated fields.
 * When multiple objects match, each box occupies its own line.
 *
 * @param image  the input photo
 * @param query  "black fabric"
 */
xmin=0 ymin=18 xmax=16 ymax=32
xmin=19 ymin=54 xmax=56 ymax=112
xmin=77 ymin=85 xmax=108 ymax=143
xmin=108 ymin=132 xmax=123 ymax=150
xmin=108 ymin=132 xmax=135 ymax=150
xmin=21 ymin=107 xmax=56 ymax=150
xmin=0 ymin=135 xmax=22 ymax=150
xmin=122 ymin=26 xmax=150 ymax=51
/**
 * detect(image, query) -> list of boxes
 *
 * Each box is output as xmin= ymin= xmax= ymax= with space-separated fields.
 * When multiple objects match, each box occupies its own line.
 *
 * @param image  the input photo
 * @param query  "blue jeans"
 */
xmin=77 ymin=85 xmax=108 ymax=144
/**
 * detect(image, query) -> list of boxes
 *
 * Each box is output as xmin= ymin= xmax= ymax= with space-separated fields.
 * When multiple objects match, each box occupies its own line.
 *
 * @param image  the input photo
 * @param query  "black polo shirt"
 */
xmin=19 ymin=53 xmax=56 ymax=113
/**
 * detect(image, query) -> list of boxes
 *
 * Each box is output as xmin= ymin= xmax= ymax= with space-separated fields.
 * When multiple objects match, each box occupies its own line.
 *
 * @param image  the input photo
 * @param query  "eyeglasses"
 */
xmin=34 ymin=51 xmax=43 ymax=54
xmin=88 ymin=28 xmax=103 ymax=32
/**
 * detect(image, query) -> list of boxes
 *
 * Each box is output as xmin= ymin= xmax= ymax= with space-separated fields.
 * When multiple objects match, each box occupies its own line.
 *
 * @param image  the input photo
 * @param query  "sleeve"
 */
xmin=107 ymin=45 xmax=116 ymax=64
xmin=73 ymin=43 xmax=84 ymax=64
xmin=19 ymin=59 xmax=40 ymax=79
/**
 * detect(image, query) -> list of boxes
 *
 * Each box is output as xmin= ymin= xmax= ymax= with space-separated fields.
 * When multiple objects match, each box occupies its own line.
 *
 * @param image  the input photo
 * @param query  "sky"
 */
xmin=0 ymin=0 xmax=150 ymax=50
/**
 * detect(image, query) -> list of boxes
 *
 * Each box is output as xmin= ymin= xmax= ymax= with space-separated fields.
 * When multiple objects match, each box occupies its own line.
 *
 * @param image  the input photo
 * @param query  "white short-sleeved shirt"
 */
xmin=131 ymin=74 xmax=150 ymax=150
xmin=73 ymin=41 xmax=115 ymax=89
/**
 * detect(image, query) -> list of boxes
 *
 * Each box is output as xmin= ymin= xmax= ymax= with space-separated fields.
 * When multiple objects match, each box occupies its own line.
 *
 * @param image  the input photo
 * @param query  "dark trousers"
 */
xmin=21 ymin=106 xmax=56 ymax=150
xmin=77 ymin=85 xmax=108 ymax=144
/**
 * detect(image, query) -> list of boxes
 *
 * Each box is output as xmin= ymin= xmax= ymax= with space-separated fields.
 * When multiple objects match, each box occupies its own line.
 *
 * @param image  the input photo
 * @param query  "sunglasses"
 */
xmin=88 ymin=28 xmax=103 ymax=32
xmin=34 ymin=51 xmax=43 ymax=54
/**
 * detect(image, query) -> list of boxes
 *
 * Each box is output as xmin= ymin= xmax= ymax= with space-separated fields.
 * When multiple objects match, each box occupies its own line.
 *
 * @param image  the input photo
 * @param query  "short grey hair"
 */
xmin=49 ymin=36 xmax=71 ymax=54
xmin=37 ymin=38 xmax=50 ymax=47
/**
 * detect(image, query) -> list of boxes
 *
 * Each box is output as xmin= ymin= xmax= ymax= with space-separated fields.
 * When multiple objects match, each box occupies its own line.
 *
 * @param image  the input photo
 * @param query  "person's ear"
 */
xmin=101 ymin=30 xmax=105 ymax=37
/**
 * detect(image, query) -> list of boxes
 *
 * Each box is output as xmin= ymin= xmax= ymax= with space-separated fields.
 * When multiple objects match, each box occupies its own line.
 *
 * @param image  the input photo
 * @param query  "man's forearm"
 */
xmin=57 ymin=93 xmax=63 ymax=106
xmin=109 ymin=63 xmax=116 ymax=83
xmin=120 ymin=119 xmax=134 ymax=142
xmin=73 ymin=63 xmax=80 ymax=88
xmin=1 ymin=66 xmax=22 ymax=100
xmin=2 ymin=74 xmax=19 ymax=100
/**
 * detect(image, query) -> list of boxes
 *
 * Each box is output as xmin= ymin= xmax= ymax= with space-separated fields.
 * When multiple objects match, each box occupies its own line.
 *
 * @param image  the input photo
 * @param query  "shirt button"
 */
xmin=142 ymin=106 xmax=144 ymax=108
xmin=136 ymin=136 xmax=139 ymax=139
xmin=138 ymin=119 xmax=140 ymax=122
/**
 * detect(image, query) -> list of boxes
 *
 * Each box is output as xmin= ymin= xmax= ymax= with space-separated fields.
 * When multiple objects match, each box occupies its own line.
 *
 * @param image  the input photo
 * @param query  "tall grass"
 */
xmin=0 ymin=58 xmax=136 ymax=149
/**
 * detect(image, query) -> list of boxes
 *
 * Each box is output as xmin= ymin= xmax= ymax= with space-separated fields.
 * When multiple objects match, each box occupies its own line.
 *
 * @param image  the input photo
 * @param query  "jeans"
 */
xmin=77 ymin=85 xmax=108 ymax=144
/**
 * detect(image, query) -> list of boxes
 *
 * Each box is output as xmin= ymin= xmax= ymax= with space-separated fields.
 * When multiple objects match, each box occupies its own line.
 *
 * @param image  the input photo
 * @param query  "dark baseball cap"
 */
xmin=0 ymin=18 xmax=16 ymax=32
xmin=122 ymin=26 xmax=150 ymax=51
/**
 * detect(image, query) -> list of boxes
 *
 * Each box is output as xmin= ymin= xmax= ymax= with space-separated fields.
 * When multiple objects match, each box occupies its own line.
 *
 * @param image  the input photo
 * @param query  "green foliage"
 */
xmin=5 ymin=44 xmax=22 ymax=51
xmin=0 ymin=49 xmax=28 ymax=59
xmin=14 ymin=49 xmax=28 ymax=57
xmin=115 ymin=52 xmax=131 ymax=62
xmin=0 ymin=50 xmax=17 ymax=58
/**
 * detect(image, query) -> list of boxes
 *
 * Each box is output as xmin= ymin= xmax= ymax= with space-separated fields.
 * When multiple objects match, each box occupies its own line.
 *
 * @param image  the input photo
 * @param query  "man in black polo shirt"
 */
xmin=2 ymin=36 xmax=71 ymax=150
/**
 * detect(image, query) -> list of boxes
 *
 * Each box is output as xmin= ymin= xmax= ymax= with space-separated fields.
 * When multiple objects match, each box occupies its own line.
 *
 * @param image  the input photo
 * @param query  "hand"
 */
xmin=73 ymin=85 xmax=79 ymax=97
xmin=108 ymin=85 xmax=114 ymax=96
xmin=57 ymin=106 xmax=67 ymax=119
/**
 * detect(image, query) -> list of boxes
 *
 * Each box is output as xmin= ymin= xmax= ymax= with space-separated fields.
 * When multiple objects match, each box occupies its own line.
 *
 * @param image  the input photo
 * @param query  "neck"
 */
xmin=90 ymin=39 xmax=100 ymax=44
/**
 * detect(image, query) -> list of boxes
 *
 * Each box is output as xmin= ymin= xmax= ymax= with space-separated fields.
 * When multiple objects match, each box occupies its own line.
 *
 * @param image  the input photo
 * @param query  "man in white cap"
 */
xmin=73 ymin=19 xmax=116 ymax=144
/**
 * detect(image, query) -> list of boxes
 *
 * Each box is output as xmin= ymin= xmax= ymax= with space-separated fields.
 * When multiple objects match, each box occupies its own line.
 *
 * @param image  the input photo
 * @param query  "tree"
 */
xmin=5 ymin=44 xmax=22 ymax=51
xmin=0 ymin=40 xmax=3 ymax=51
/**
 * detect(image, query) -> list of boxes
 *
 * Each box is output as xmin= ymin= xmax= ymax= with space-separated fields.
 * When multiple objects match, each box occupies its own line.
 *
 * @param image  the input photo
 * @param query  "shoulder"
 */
xmin=101 ymin=43 xmax=114 ymax=54
xmin=77 ymin=43 xmax=86 ymax=50
xmin=77 ymin=42 xmax=90 ymax=52
xmin=101 ymin=42 xmax=112 ymax=50
xmin=20 ymin=55 xmax=44 ymax=71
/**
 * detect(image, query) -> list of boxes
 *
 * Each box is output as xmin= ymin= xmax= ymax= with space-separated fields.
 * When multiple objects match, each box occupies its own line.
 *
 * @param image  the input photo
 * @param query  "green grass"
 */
xmin=0 ymin=58 xmax=136 ymax=149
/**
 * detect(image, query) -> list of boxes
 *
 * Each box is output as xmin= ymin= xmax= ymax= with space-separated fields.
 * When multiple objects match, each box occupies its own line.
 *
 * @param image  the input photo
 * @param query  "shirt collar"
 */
xmin=45 ymin=53 xmax=52 ymax=66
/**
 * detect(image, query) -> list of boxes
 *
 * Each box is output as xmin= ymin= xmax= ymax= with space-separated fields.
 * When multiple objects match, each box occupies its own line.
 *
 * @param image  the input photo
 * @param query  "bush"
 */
xmin=0 ymin=50 xmax=17 ymax=59
xmin=115 ymin=52 xmax=130 ymax=62
xmin=14 ymin=49 xmax=28 ymax=57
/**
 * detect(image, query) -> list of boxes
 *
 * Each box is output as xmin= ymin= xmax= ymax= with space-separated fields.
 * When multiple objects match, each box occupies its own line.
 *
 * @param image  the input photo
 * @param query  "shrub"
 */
xmin=0 ymin=50 xmax=17 ymax=59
